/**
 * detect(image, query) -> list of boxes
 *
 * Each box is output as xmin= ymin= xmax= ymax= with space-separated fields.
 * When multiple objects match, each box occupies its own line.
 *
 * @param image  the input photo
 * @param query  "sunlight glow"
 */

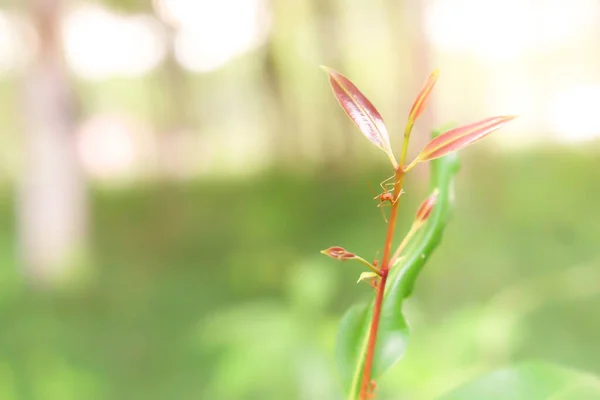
xmin=77 ymin=115 xmax=139 ymax=179
xmin=62 ymin=5 xmax=166 ymax=80
xmin=549 ymin=85 xmax=600 ymax=143
xmin=155 ymin=0 xmax=270 ymax=73
xmin=0 ymin=11 xmax=35 ymax=74
xmin=426 ymin=0 xmax=598 ymax=60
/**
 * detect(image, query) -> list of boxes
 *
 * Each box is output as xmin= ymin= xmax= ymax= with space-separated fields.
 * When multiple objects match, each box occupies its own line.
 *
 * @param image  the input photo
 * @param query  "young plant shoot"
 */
xmin=320 ymin=67 xmax=516 ymax=400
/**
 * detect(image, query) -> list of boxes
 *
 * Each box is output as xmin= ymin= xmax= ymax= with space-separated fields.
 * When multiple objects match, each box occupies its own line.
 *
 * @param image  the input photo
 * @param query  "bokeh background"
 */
xmin=1 ymin=0 xmax=600 ymax=399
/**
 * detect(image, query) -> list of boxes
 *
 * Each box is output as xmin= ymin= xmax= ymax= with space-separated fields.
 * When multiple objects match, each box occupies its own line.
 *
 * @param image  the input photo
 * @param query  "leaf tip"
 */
xmin=319 ymin=65 xmax=332 ymax=74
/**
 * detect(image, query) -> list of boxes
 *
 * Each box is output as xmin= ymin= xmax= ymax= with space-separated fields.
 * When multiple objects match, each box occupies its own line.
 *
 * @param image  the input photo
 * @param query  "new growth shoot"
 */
xmin=320 ymin=66 xmax=516 ymax=399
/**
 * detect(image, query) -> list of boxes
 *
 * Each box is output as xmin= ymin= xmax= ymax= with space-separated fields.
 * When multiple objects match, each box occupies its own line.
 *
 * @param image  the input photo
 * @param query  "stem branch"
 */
xmin=400 ymin=122 xmax=413 ymax=167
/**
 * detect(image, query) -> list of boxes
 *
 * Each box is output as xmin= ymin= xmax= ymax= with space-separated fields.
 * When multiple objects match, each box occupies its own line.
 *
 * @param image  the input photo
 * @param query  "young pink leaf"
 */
xmin=321 ymin=66 xmax=396 ymax=165
xmin=408 ymin=69 xmax=439 ymax=124
xmin=416 ymin=116 xmax=517 ymax=163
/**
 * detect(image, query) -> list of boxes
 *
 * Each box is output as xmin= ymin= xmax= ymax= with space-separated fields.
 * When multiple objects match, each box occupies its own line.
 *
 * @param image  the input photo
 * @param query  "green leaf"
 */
xmin=335 ymin=130 xmax=461 ymax=399
xmin=437 ymin=361 xmax=600 ymax=400
xmin=356 ymin=272 xmax=378 ymax=284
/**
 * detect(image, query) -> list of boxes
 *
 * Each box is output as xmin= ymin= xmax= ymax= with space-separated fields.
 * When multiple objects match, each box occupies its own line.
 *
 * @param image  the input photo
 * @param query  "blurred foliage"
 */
xmin=92 ymin=0 xmax=152 ymax=13
xmin=2 ymin=147 xmax=600 ymax=398
xmin=438 ymin=361 xmax=600 ymax=400
xmin=1 ymin=0 xmax=599 ymax=398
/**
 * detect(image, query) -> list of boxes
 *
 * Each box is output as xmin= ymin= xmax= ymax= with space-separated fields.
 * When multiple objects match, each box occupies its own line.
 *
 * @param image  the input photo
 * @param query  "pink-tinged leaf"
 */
xmin=415 ymin=189 xmax=439 ymax=223
xmin=408 ymin=69 xmax=439 ymax=124
xmin=416 ymin=116 xmax=517 ymax=162
xmin=322 ymin=66 xmax=393 ymax=157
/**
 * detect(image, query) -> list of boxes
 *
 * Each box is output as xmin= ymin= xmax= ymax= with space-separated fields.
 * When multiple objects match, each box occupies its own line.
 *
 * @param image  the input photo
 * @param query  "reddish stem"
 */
xmin=359 ymin=168 xmax=404 ymax=399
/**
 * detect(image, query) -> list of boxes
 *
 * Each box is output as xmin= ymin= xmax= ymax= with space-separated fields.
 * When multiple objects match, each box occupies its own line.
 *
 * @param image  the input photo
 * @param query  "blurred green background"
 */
xmin=1 ymin=0 xmax=600 ymax=399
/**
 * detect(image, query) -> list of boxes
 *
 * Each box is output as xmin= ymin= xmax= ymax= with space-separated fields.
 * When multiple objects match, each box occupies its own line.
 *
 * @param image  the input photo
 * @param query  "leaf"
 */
xmin=408 ymin=69 xmax=440 ymax=124
xmin=336 ymin=129 xmax=461 ymax=399
xmin=437 ymin=361 xmax=600 ymax=400
xmin=415 ymin=116 xmax=517 ymax=163
xmin=321 ymin=66 xmax=397 ymax=166
xmin=356 ymin=272 xmax=378 ymax=284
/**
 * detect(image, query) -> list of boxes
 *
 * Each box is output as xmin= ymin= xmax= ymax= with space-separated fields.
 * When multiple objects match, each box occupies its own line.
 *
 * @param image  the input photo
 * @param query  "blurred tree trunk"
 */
xmin=262 ymin=0 xmax=304 ymax=169
xmin=157 ymin=24 xmax=191 ymax=179
xmin=262 ymin=38 xmax=295 ymax=167
xmin=311 ymin=0 xmax=354 ymax=171
xmin=18 ymin=0 xmax=87 ymax=286
xmin=263 ymin=0 xmax=354 ymax=170
xmin=409 ymin=0 xmax=435 ymax=127
xmin=406 ymin=0 xmax=434 ymax=181
xmin=390 ymin=0 xmax=436 ymax=137
xmin=386 ymin=0 xmax=434 ymax=180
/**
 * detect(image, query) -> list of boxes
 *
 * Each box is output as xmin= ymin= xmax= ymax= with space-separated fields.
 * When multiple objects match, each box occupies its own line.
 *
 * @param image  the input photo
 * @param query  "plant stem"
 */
xmin=389 ymin=222 xmax=421 ymax=268
xmin=355 ymin=257 xmax=382 ymax=276
xmin=400 ymin=122 xmax=413 ymax=167
xmin=359 ymin=167 xmax=404 ymax=399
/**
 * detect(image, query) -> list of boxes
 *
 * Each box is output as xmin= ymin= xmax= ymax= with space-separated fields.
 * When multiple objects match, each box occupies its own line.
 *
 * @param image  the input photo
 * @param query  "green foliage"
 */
xmin=100 ymin=0 xmax=152 ymax=13
xmin=200 ymin=261 xmax=341 ymax=399
xmin=2 ymin=151 xmax=600 ymax=398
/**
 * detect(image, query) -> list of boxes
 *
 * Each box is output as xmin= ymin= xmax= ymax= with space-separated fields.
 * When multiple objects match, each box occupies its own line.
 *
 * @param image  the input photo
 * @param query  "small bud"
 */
xmin=408 ymin=69 xmax=439 ymax=124
xmin=415 ymin=189 xmax=439 ymax=223
xmin=357 ymin=272 xmax=378 ymax=284
xmin=321 ymin=246 xmax=356 ymax=260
